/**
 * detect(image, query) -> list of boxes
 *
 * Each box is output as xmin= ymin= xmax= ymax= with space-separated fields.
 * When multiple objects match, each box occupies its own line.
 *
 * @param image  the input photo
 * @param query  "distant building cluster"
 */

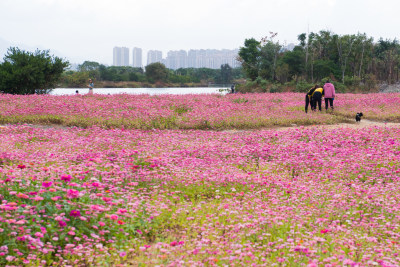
xmin=113 ymin=47 xmax=129 ymax=66
xmin=113 ymin=47 xmax=241 ymax=70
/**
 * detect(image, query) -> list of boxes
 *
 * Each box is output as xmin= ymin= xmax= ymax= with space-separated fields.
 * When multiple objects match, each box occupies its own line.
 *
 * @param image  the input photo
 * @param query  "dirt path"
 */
xmin=223 ymin=119 xmax=400 ymax=133
xmin=318 ymin=119 xmax=400 ymax=129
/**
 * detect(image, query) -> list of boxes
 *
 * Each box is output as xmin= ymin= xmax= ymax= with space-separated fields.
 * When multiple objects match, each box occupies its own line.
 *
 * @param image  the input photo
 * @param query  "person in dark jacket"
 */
xmin=230 ymin=84 xmax=235 ymax=94
xmin=311 ymin=85 xmax=324 ymax=111
xmin=305 ymin=85 xmax=317 ymax=113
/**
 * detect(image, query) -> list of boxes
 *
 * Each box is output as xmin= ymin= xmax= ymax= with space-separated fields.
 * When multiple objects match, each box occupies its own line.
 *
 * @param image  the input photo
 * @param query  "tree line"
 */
xmin=238 ymin=31 xmax=400 ymax=92
xmin=61 ymin=61 xmax=244 ymax=87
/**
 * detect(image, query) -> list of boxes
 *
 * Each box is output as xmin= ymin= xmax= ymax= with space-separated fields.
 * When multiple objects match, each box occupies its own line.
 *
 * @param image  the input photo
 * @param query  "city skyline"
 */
xmin=113 ymin=47 xmax=243 ymax=70
xmin=112 ymin=44 xmax=298 ymax=70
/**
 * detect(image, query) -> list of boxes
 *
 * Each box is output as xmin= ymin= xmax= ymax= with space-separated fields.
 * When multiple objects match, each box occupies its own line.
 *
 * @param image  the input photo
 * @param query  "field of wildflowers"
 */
xmin=0 ymin=93 xmax=399 ymax=129
xmin=1 ymin=92 xmax=400 ymax=266
xmin=1 ymin=123 xmax=400 ymax=266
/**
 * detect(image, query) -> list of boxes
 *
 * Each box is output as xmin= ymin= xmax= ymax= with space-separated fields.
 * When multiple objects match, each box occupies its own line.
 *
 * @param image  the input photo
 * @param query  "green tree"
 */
xmin=258 ymin=39 xmax=282 ymax=81
xmin=145 ymin=62 xmax=168 ymax=83
xmin=219 ymin=64 xmax=233 ymax=84
xmin=238 ymin=38 xmax=261 ymax=81
xmin=334 ymin=34 xmax=356 ymax=83
xmin=0 ymin=47 xmax=69 ymax=94
xmin=78 ymin=61 xmax=100 ymax=72
xmin=78 ymin=61 xmax=101 ymax=81
xmin=374 ymin=38 xmax=400 ymax=83
xmin=281 ymin=46 xmax=305 ymax=80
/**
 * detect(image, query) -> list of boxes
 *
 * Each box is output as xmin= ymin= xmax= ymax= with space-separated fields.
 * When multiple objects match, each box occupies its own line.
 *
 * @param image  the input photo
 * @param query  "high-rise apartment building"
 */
xmin=113 ymin=47 xmax=129 ymax=66
xmin=147 ymin=50 xmax=163 ymax=65
xmin=132 ymin=47 xmax=142 ymax=68
xmin=166 ymin=50 xmax=187 ymax=69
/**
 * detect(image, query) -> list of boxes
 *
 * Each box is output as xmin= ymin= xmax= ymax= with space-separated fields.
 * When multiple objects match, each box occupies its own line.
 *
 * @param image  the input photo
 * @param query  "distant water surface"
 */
xmin=51 ymin=87 xmax=229 ymax=95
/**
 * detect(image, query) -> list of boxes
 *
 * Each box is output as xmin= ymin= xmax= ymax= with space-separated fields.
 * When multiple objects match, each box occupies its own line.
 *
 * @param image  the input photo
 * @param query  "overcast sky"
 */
xmin=0 ymin=0 xmax=399 ymax=65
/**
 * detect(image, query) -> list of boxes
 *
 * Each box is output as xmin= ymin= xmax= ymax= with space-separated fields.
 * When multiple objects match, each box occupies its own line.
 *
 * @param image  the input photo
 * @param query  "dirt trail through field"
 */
xmin=223 ymin=119 xmax=400 ymax=133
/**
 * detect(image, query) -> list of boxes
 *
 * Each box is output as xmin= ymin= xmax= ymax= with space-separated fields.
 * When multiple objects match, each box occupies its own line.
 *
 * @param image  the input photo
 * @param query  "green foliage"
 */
xmin=313 ymin=59 xmax=340 ymax=81
xmin=281 ymin=46 xmax=305 ymax=78
xmin=100 ymin=66 xmax=145 ymax=82
xmin=237 ymin=30 xmax=400 ymax=92
xmin=62 ymin=62 xmax=243 ymax=86
xmin=232 ymin=98 xmax=248 ymax=104
xmin=218 ymin=64 xmax=233 ymax=84
xmin=61 ymin=71 xmax=90 ymax=87
xmin=295 ymin=80 xmax=314 ymax=92
xmin=330 ymin=81 xmax=346 ymax=93
xmin=0 ymin=47 xmax=69 ymax=94
xmin=258 ymin=40 xmax=282 ymax=81
xmin=236 ymin=78 xmax=270 ymax=93
xmin=238 ymin=38 xmax=261 ymax=81
xmin=170 ymin=104 xmax=191 ymax=115
xmin=269 ymin=84 xmax=283 ymax=93
xmin=145 ymin=63 xmax=168 ymax=83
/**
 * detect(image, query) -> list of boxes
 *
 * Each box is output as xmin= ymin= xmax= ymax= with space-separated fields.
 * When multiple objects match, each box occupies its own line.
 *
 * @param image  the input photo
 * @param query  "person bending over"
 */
xmin=311 ymin=85 xmax=324 ymax=111
xmin=305 ymin=85 xmax=317 ymax=113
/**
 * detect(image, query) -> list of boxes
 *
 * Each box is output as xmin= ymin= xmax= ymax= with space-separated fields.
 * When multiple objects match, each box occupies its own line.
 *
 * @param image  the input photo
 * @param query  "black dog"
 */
xmin=355 ymin=112 xmax=363 ymax=122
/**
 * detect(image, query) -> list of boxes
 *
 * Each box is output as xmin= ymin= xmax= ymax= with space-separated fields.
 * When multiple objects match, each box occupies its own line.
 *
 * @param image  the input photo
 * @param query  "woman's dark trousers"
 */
xmin=325 ymin=98 xmax=334 ymax=110
xmin=312 ymin=92 xmax=322 ymax=111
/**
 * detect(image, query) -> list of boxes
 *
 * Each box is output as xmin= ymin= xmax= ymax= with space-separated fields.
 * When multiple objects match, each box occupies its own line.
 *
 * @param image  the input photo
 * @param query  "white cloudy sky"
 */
xmin=0 ymin=0 xmax=398 ymax=65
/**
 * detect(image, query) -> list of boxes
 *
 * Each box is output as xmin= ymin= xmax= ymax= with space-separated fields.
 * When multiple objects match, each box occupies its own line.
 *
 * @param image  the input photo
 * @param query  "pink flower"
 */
xmin=58 ymin=221 xmax=67 ymax=227
xmin=118 ymin=208 xmax=127 ymax=214
xmin=16 ymin=236 xmax=26 ymax=241
xmin=110 ymin=214 xmax=118 ymax=220
xmin=61 ymin=174 xmax=72 ymax=182
xmin=70 ymin=210 xmax=81 ymax=217
xmin=42 ymin=181 xmax=53 ymax=188
xmin=6 ymin=256 xmax=15 ymax=262
xmin=320 ymin=229 xmax=330 ymax=234
xmin=67 ymin=189 xmax=80 ymax=199
xmin=35 ymin=232 xmax=44 ymax=238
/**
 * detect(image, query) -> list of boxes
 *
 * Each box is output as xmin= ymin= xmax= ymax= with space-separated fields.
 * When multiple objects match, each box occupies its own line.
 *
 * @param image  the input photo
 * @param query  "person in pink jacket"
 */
xmin=323 ymin=80 xmax=335 ymax=110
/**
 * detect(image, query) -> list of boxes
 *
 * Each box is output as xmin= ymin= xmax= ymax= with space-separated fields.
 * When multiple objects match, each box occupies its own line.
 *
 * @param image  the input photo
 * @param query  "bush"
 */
xmin=295 ymin=81 xmax=314 ymax=93
xmin=269 ymin=84 xmax=283 ymax=93
xmin=235 ymin=78 xmax=270 ymax=93
xmin=344 ymin=76 xmax=361 ymax=86
xmin=331 ymin=81 xmax=346 ymax=93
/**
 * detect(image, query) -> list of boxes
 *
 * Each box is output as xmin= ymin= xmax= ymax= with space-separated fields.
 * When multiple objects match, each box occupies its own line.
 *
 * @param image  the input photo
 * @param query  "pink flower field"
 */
xmin=1 ymin=122 xmax=400 ymax=266
xmin=1 ymin=93 xmax=400 ymax=266
xmin=0 ymin=93 xmax=399 ymax=129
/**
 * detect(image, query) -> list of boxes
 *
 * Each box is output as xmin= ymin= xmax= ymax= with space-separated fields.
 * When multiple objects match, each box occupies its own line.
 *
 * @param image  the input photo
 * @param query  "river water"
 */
xmin=51 ymin=87 xmax=230 ymax=95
